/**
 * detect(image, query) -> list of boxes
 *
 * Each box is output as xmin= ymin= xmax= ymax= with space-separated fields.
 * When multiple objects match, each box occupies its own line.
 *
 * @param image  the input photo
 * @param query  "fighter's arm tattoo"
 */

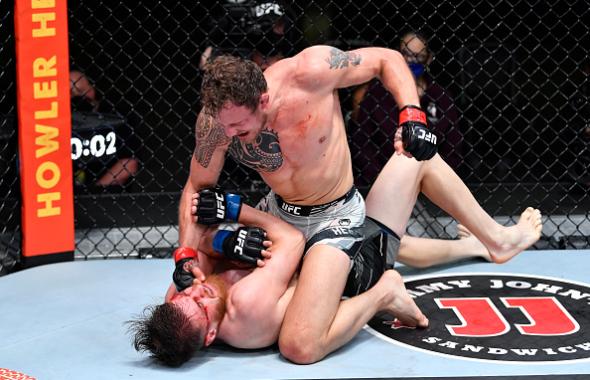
xmin=193 ymin=111 xmax=231 ymax=168
xmin=325 ymin=48 xmax=362 ymax=69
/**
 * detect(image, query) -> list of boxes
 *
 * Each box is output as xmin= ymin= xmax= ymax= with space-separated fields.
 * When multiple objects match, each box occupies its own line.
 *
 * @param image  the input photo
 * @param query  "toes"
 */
xmin=419 ymin=315 xmax=429 ymax=328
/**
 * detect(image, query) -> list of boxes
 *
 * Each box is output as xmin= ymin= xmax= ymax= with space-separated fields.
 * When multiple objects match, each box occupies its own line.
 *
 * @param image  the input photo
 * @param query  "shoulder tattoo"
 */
xmin=326 ymin=48 xmax=362 ymax=69
xmin=193 ymin=112 xmax=231 ymax=168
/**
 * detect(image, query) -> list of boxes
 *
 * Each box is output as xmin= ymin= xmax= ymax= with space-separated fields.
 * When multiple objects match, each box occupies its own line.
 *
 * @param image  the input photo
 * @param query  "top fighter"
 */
xmin=178 ymin=45 xmax=542 ymax=364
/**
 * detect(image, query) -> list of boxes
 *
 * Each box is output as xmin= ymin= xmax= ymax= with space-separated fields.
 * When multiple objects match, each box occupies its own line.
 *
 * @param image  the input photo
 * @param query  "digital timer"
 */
xmin=71 ymin=131 xmax=117 ymax=160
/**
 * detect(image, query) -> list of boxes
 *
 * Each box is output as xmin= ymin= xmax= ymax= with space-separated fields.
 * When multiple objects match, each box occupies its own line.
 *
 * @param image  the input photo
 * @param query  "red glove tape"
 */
xmin=399 ymin=105 xmax=427 ymax=125
xmin=173 ymin=247 xmax=198 ymax=263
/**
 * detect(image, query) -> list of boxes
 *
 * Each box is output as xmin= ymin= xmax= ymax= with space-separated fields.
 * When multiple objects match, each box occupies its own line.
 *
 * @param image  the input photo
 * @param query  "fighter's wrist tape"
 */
xmin=212 ymin=230 xmax=232 ymax=255
xmin=173 ymin=247 xmax=198 ymax=263
xmin=399 ymin=105 xmax=427 ymax=125
xmin=225 ymin=193 xmax=242 ymax=222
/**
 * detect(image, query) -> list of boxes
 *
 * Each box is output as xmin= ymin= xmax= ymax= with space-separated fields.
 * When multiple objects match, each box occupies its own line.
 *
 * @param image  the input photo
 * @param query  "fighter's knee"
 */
xmin=278 ymin=333 xmax=323 ymax=364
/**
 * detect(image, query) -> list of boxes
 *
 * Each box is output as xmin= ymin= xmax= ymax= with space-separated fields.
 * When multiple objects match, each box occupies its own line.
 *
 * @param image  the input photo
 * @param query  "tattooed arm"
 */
xmin=293 ymin=45 xmax=419 ymax=108
xmin=178 ymin=110 xmax=231 ymax=252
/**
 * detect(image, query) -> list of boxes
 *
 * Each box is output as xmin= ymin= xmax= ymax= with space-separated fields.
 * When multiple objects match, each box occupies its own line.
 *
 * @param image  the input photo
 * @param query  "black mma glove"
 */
xmin=196 ymin=188 xmax=243 ymax=225
xmin=172 ymin=247 xmax=198 ymax=291
xmin=212 ymin=227 xmax=266 ymax=266
xmin=399 ymin=105 xmax=438 ymax=161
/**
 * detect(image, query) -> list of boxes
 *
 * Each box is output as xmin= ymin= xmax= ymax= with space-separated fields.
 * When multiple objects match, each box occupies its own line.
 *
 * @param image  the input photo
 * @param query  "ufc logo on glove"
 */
xmin=233 ymin=228 xmax=248 ymax=255
xmin=417 ymin=129 xmax=437 ymax=144
xmin=215 ymin=192 xmax=226 ymax=219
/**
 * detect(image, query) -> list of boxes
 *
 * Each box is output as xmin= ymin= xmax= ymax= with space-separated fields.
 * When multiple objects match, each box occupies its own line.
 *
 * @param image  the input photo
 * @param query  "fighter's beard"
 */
xmin=205 ymin=274 xmax=229 ymax=316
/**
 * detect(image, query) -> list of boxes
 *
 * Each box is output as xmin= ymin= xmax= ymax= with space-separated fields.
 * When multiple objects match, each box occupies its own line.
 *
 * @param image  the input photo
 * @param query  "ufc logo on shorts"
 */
xmin=435 ymin=297 xmax=579 ymax=337
xmin=215 ymin=193 xmax=225 ymax=219
xmin=417 ymin=129 xmax=437 ymax=144
xmin=234 ymin=228 xmax=248 ymax=255
xmin=281 ymin=203 xmax=301 ymax=215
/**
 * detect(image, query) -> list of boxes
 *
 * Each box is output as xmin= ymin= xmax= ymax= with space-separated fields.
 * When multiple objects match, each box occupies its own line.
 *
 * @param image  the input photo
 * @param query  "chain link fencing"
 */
xmin=1 ymin=0 xmax=589 ymax=271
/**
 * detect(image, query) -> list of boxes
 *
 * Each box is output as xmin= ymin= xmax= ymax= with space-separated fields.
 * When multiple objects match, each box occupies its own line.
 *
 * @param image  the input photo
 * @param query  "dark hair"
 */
xmin=201 ymin=55 xmax=268 ymax=116
xmin=127 ymin=303 xmax=204 ymax=367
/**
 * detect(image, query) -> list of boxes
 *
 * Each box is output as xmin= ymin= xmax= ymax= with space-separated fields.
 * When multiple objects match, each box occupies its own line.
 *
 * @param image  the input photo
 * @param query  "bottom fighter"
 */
xmin=129 ymin=187 xmax=541 ymax=367
xmin=128 ymin=188 xmax=426 ymax=366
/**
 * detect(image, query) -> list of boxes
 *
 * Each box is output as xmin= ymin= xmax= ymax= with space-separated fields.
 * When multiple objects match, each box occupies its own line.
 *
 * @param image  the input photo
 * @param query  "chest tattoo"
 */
xmin=228 ymin=129 xmax=283 ymax=172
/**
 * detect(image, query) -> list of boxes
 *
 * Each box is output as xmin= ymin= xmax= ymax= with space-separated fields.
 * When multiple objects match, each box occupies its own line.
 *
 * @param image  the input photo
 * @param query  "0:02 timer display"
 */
xmin=71 ymin=131 xmax=117 ymax=160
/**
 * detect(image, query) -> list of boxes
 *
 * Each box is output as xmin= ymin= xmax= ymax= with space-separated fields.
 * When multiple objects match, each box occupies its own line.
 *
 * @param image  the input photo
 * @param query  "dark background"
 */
xmin=1 ymin=0 xmax=588 ymax=269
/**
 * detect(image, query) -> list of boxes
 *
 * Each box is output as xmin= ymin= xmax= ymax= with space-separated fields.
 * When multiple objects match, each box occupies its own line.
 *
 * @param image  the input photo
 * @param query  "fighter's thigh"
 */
xmin=281 ymin=244 xmax=351 ymax=338
xmin=366 ymin=153 xmax=425 ymax=236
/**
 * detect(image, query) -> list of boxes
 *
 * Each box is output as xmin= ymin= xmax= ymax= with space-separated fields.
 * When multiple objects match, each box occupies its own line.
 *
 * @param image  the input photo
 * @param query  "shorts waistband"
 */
xmin=275 ymin=187 xmax=357 ymax=216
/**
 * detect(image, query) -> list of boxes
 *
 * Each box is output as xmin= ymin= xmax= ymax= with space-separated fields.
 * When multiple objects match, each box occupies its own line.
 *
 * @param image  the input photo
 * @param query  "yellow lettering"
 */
xmin=33 ymin=56 xmax=57 ymax=78
xmin=37 ymin=192 xmax=61 ymax=217
xmin=32 ymin=12 xmax=56 ymax=37
xmin=35 ymin=101 xmax=58 ymax=120
xmin=33 ymin=80 xmax=57 ymax=99
xmin=32 ymin=0 xmax=55 ymax=9
xmin=36 ymin=161 xmax=60 ymax=189
xmin=35 ymin=124 xmax=59 ymax=158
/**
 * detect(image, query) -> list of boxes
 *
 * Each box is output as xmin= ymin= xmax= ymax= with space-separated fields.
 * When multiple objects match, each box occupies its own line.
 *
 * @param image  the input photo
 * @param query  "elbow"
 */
xmin=378 ymin=49 xmax=407 ymax=79
xmin=386 ymin=48 xmax=405 ymax=65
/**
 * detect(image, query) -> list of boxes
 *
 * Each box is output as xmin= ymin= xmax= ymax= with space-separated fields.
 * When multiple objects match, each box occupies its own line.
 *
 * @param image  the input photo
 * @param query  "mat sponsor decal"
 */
xmin=0 ymin=368 xmax=36 ymax=380
xmin=368 ymin=274 xmax=590 ymax=362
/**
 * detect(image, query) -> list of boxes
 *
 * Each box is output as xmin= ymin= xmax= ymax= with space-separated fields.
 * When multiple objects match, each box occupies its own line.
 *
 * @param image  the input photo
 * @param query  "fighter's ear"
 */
xmin=204 ymin=328 xmax=217 ymax=347
xmin=260 ymin=93 xmax=270 ymax=109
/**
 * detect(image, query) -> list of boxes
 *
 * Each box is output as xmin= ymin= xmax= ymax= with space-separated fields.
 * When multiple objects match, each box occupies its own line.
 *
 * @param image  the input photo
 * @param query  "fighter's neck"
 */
xmin=217 ymin=267 xmax=251 ymax=286
xmin=262 ymin=89 xmax=283 ymax=128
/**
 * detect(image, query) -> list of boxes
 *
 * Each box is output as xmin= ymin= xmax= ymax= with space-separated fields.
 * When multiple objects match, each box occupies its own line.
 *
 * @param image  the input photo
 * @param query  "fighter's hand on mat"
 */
xmin=213 ymin=227 xmax=269 ymax=267
xmin=191 ymin=188 xmax=242 ymax=225
xmin=398 ymin=105 xmax=437 ymax=161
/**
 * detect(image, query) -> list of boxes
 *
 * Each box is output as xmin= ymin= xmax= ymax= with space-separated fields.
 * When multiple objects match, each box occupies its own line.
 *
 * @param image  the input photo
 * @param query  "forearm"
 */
xmin=378 ymin=49 xmax=420 ymax=108
xmin=178 ymin=179 xmax=201 ymax=248
xmin=238 ymin=204 xmax=300 ymax=241
xmin=239 ymin=204 xmax=305 ymax=277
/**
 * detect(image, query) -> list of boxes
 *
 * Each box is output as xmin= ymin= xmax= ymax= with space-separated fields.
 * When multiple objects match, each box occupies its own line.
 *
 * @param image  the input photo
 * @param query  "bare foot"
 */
xmin=457 ymin=224 xmax=492 ymax=262
xmin=377 ymin=270 xmax=429 ymax=328
xmin=486 ymin=207 xmax=543 ymax=264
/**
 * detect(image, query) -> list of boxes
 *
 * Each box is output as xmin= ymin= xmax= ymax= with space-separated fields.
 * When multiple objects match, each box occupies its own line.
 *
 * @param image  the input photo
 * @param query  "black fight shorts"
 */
xmin=343 ymin=217 xmax=401 ymax=297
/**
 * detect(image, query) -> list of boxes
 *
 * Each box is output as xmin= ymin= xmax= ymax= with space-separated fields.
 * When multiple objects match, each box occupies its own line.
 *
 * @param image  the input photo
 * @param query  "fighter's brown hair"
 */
xmin=127 ymin=303 xmax=204 ymax=367
xmin=200 ymin=55 xmax=268 ymax=116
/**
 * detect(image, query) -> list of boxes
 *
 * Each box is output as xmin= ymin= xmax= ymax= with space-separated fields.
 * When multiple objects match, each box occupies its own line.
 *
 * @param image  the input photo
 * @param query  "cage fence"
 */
xmin=1 ymin=0 xmax=588 ymax=270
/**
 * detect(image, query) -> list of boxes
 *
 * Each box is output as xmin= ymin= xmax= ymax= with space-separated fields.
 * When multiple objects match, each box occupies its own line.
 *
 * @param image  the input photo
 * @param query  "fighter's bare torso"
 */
xmin=196 ymin=52 xmax=358 ymax=205
xmin=215 ymin=266 xmax=297 ymax=348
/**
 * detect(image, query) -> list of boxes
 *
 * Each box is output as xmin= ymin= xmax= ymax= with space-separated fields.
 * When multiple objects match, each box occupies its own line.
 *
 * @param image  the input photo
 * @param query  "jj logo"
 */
xmin=435 ymin=297 xmax=579 ymax=337
xmin=368 ymin=274 xmax=590 ymax=362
